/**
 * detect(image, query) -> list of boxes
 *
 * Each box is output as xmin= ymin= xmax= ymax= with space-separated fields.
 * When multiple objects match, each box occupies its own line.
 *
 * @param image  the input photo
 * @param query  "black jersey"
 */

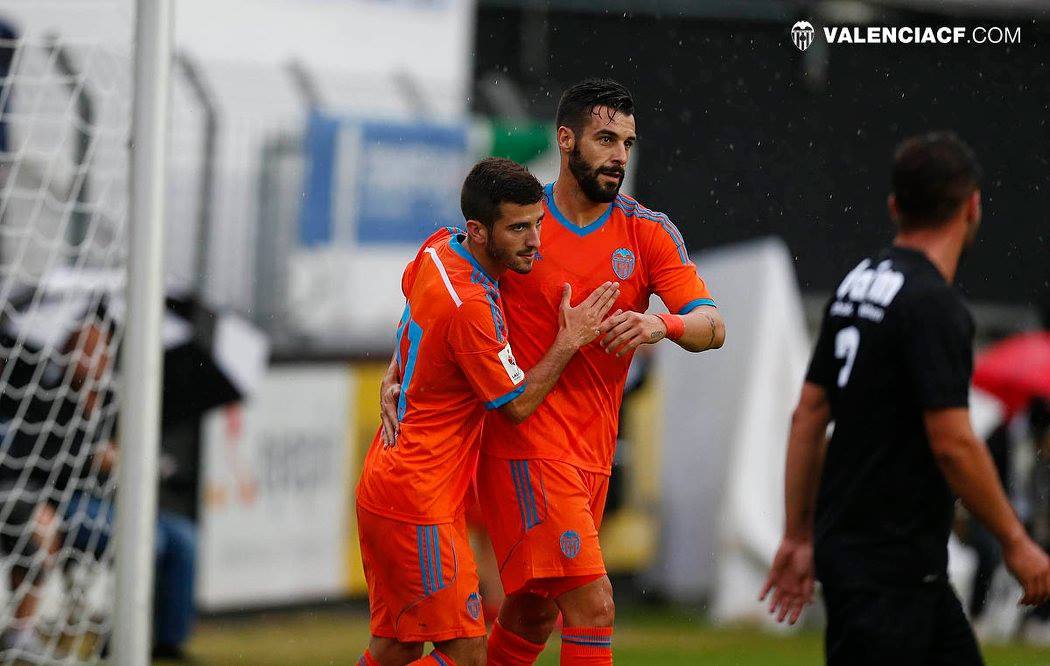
xmin=806 ymin=246 xmax=975 ymax=587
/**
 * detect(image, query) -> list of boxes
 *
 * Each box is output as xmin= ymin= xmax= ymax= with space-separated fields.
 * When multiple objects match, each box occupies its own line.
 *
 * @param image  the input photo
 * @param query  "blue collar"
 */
xmin=449 ymin=234 xmax=497 ymax=285
xmin=544 ymin=182 xmax=613 ymax=237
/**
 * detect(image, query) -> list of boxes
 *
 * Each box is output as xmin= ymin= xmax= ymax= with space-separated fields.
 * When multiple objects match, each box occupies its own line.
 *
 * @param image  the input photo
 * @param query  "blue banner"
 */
xmin=299 ymin=111 xmax=470 ymax=247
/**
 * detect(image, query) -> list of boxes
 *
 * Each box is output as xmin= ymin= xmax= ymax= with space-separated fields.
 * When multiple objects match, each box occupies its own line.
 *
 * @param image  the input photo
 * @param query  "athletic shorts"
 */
xmin=476 ymin=454 xmax=609 ymax=597
xmin=822 ymin=581 xmax=983 ymax=666
xmin=356 ymin=503 xmax=487 ymax=643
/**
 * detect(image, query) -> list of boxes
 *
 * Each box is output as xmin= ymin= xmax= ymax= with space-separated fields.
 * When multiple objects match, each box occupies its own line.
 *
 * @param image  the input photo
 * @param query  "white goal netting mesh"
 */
xmin=0 ymin=3 xmax=133 ymax=662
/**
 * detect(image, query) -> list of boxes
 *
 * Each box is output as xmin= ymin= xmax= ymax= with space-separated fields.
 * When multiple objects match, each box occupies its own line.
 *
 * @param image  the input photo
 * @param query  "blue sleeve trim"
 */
xmin=678 ymin=298 xmax=717 ymax=314
xmin=485 ymin=383 xmax=527 ymax=410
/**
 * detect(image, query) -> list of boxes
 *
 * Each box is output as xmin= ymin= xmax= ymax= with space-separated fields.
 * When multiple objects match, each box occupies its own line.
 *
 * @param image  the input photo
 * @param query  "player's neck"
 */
xmin=894 ymin=224 xmax=965 ymax=283
xmin=462 ymin=237 xmax=505 ymax=280
xmin=552 ymin=175 xmax=610 ymax=226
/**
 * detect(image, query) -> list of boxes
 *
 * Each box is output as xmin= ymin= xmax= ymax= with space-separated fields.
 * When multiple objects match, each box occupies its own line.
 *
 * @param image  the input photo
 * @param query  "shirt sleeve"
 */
xmin=805 ymin=300 xmax=837 ymax=389
xmin=645 ymin=215 xmax=716 ymax=315
xmin=402 ymin=227 xmax=459 ymax=298
xmin=400 ymin=259 xmax=417 ymax=299
xmin=448 ymin=300 xmax=527 ymax=409
xmin=902 ymin=288 xmax=973 ymax=410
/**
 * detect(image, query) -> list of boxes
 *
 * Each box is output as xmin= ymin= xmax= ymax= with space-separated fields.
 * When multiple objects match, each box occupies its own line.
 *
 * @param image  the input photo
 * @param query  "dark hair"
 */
xmin=460 ymin=157 xmax=543 ymax=228
xmin=892 ymin=131 xmax=982 ymax=229
xmin=556 ymin=78 xmax=635 ymax=136
xmin=1031 ymin=397 xmax=1050 ymax=440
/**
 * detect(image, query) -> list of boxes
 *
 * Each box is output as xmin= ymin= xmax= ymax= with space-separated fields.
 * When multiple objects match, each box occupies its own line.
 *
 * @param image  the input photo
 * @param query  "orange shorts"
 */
xmin=475 ymin=454 xmax=609 ymax=597
xmin=356 ymin=503 xmax=487 ymax=643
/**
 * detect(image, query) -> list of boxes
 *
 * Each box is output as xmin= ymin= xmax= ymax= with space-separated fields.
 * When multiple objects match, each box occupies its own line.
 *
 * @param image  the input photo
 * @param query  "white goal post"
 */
xmin=113 ymin=1 xmax=171 ymax=665
xmin=0 ymin=2 xmax=171 ymax=664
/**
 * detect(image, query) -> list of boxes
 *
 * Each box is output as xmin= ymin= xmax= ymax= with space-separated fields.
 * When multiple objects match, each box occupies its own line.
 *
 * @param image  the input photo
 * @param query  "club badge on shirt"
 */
xmin=611 ymin=247 xmax=636 ymax=280
xmin=499 ymin=344 xmax=525 ymax=385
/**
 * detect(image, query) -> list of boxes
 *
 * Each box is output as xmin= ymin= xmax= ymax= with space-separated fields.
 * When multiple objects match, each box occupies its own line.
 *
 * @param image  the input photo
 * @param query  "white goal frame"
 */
xmin=112 ymin=2 xmax=171 ymax=665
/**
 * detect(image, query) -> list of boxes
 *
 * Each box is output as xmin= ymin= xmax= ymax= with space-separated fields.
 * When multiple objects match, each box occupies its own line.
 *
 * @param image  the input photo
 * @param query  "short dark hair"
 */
xmin=892 ymin=131 xmax=982 ymax=229
xmin=556 ymin=78 xmax=635 ymax=136
xmin=460 ymin=157 xmax=543 ymax=228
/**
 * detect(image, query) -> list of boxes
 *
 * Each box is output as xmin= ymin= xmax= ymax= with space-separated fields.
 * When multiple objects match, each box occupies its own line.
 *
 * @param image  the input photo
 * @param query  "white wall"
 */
xmin=650 ymin=238 xmax=811 ymax=614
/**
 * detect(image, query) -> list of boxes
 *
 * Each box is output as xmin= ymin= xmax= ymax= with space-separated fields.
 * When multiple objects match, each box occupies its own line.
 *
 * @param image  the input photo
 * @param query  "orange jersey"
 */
xmin=483 ymin=184 xmax=715 ymax=474
xmin=357 ymin=228 xmax=528 ymax=524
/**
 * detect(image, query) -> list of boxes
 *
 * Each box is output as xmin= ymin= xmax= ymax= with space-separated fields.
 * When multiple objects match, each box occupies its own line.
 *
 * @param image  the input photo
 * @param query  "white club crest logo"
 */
xmin=791 ymin=20 xmax=815 ymax=51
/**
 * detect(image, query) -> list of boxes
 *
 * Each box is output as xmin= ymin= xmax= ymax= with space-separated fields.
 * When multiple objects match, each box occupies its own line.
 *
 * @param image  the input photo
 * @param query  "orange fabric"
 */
xmin=464 ymin=478 xmax=485 ymax=527
xmin=357 ymin=228 xmax=527 ymax=524
xmin=483 ymin=186 xmax=714 ymax=474
xmin=487 ymin=620 xmax=547 ymax=666
xmin=357 ymin=504 xmax=487 ymax=643
xmin=524 ymin=574 xmax=604 ymax=601
xmin=560 ymin=627 xmax=613 ymax=665
xmin=476 ymin=454 xmax=609 ymax=596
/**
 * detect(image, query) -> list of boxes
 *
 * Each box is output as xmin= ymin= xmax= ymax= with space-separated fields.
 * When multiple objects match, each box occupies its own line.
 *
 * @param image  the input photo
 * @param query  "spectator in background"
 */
xmin=63 ymin=459 xmax=198 ymax=660
xmin=0 ymin=313 xmax=198 ymax=661
xmin=1021 ymin=398 xmax=1050 ymax=640
xmin=0 ymin=315 xmax=114 ymax=659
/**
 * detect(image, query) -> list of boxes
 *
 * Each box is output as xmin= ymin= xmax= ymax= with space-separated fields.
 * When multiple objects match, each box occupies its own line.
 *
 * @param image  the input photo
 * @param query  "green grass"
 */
xmin=169 ymin=606 xmax=1050 ymax=665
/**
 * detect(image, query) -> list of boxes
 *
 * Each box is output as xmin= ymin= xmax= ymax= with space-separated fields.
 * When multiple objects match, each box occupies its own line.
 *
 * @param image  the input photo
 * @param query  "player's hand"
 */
xmin=557 ymin=282 xmax=620 ymax=350
xmin=1003 ymin=534 xmax=1050 ymax=606
xmin=379 ymin=369 xmax=401 ymax=448
xmin=598 ymin=309 xmax=666 ymax=357
xmin=760 ymin=537 xmax=815 ymax=625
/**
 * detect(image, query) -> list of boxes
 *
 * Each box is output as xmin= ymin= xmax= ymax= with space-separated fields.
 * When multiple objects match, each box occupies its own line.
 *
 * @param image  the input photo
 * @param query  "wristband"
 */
xmin=655 ymin=313 xmax=685 ymax=341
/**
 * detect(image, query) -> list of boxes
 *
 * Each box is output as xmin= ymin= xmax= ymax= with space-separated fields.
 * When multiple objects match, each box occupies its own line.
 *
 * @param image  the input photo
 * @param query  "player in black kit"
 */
xmin=761 ymin=132 xmax=1050 ymax=665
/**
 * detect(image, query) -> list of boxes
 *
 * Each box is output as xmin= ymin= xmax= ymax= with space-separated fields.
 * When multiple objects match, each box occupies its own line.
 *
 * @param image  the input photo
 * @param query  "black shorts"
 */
xmin=823 ymin=581 xmax=983 ymax=666
xmin=0 ymin=482 xmax=44 ymax=561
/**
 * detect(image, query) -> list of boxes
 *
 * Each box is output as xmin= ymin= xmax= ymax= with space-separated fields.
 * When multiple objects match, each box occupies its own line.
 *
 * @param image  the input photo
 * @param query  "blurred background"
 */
xmin=0 ymin=0 xmax=1047 ymax=663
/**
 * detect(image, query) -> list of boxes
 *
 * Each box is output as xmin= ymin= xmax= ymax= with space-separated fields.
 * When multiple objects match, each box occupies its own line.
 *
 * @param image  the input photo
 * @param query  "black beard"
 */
xmin=485 ymin=234 xmax=523 ymax=273
xmin=486 ymin=235 xmax=507 ymax=265
xmin=568 ymin=146 xmax=622 ymax=204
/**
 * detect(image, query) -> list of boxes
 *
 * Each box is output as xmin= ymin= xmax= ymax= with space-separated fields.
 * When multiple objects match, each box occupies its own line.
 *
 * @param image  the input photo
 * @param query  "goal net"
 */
xmin=0 ymin=3 xmax=133 ymax=662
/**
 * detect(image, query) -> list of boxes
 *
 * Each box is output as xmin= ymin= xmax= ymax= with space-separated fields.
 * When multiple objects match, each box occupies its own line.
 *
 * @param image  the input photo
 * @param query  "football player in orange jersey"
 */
xmin=359 ymin=158 xmax=620 ymax=666
xmin=382 ymin=80 xmax=726 ymax=666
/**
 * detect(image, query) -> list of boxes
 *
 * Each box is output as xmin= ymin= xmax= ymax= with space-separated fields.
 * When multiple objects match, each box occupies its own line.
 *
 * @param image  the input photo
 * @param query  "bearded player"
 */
xmin=358 ymin=158 xmax=620 ymax=666
xmin=382 ymin=79 xmax=726 ymax=665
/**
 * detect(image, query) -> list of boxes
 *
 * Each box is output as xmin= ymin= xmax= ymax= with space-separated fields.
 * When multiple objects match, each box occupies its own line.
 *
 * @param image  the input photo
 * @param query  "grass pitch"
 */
xmin=169 ymin=605 xmax=1050 ymax=665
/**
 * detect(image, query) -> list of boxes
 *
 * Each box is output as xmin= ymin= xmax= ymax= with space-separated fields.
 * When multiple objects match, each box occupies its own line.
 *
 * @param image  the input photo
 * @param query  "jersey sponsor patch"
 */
xmin=499 ymin=344 xmax=525 ymax=385
xmin=611 ymin=247 xmax=636 ymax=279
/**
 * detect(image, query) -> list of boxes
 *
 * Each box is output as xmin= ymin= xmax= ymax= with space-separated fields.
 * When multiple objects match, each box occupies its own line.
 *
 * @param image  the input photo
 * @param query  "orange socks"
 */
xmin=559 ymin=626 xmax=612 ymax=665
xmin=487 ymin=620 xmax=547 ymax=665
